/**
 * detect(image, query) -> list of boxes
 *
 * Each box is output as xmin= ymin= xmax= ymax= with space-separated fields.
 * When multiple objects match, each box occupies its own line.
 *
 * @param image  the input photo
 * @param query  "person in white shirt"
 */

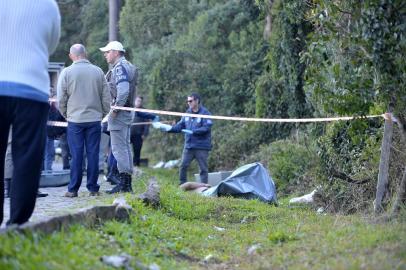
xmin=0 ymin=0 xmax=60 ymax=226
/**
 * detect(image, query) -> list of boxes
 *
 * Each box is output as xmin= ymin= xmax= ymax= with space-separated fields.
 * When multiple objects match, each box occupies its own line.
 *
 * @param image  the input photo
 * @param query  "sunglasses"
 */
xmin=187 ymin=99 xmax=194 ymax=103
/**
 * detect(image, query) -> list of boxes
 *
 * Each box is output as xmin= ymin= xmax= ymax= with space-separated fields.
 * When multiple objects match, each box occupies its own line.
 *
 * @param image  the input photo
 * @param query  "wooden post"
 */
xmin=391 ymin=117 xmax=406 ymax=218
xmin=374 ymin=113 xmax=393 ymax=213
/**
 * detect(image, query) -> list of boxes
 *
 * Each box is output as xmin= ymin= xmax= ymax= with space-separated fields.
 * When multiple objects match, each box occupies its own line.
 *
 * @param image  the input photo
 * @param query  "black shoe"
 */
xmin=106 ymin=183 xmax=123 ymax=194
xmin=106 ymin=173 xmax=132 ymax=194
xmin=122 ymin=173 xmax=133 ymax=193
xmin=107 ymin=173 xmax=120 ymax=185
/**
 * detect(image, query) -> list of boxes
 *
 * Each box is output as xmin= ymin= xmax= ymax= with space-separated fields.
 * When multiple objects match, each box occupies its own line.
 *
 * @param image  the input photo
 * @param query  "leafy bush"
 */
xmin=242 ymin=139 xmax=318 ymax=195
xmin=316 ymin=119 xmax=383 ymax=213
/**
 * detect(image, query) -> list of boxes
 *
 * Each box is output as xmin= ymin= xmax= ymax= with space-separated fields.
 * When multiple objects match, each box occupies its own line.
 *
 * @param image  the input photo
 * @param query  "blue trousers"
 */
xmin=67 ymin=121 xmax=101 ymax=193
xmin=0 ymin=96 xmax=49 ymax=226
xmin=179 ymin=148 xmax=209 ymax=185
xmin=43 ymin=136 xmax=55 ymax=171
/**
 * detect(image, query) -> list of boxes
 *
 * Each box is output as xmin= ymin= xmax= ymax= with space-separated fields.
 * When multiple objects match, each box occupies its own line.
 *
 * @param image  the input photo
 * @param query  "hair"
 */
xmin=118 ymin=51 xmax=125 ymax=57
xmin=69 ymin=44 xmax=86 ymax=57
xmin=189 ymin=92 xmax=201 ymax=104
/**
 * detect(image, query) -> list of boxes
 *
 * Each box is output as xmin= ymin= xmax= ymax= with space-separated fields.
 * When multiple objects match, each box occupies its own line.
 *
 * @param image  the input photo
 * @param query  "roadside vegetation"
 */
xmin=3 ymin=0 xmax=402 ymax=268
xmin=1 ymin=168 xmax=405 ymax=269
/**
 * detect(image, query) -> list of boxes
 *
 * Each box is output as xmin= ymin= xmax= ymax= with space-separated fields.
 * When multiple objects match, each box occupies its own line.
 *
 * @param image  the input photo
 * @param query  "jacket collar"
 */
xmin=73 ymin=59 xmax=90 ymax=64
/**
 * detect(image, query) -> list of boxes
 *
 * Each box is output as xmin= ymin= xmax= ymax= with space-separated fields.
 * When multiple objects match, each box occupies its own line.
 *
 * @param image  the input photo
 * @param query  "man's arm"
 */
xmin=56 ymin=69 xmax=68 ymax=119
xmin=192 ymin=116 xmax=212 ymax=135
xmin=114 ymin=65 xmax=130 ymax=108
xmin=169 ymin=117 xmax=186 ymax=133
xmin=142 ymin=119 xmax=150 ymax=137
xmin=100 ymin=70 xmax=111 ymax=117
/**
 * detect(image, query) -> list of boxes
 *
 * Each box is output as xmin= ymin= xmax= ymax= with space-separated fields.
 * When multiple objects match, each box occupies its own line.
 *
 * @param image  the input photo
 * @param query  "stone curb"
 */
xmin=0 ymin=197 xmax=133 ymax=235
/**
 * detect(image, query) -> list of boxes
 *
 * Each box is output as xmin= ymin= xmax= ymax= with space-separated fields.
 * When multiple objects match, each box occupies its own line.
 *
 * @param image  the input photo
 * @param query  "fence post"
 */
xmin=374 ymin=113 xmax=393 ymax=213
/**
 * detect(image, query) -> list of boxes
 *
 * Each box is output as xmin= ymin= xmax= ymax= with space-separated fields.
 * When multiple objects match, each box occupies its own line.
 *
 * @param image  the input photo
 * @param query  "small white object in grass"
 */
xmin=153 ymin=161 xmax=165 ymax=169
xmin=247 ymin=244 xmax=261 ymax=255
xmin=289 ymin=189 xmax=317 ymax=204
xmin=317 ymin=207 xmax=325 ymax=214
xmin=214 ymin=226 xmax=225 ymax=231
xmin=100 ymin=253 xmax=131 ymax=268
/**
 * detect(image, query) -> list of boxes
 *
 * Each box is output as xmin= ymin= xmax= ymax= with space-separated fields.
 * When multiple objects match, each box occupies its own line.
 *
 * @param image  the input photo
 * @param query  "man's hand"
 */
xmin=160 ymin=125 xmax=172 ymax=132
xmin=111 ymin=111 xmax=118 ymax=118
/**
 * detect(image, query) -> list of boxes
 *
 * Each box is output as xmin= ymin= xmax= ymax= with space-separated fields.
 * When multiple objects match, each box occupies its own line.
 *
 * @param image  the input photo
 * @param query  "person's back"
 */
xmin=0 ymin=0 xmax=60 ymax=102
xmin=57 ymin=44 xmax=110 ymax=198
xmin=0 ymin=0 xmax=60 ymax=226
xmin=60 ymin=61 xmax=109 ymax=123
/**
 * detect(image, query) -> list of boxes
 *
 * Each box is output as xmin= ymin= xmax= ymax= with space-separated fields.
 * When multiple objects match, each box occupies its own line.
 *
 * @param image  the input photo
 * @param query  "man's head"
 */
xmin=135 ymin=96 xmax=143 ymax=108
xmin=69 ymin=44 xmax=87 ymax=62
xmin=99 ymin=41 xmax=125 ymax=64
xmin=187 ymin=93 xmax=201 ymax=112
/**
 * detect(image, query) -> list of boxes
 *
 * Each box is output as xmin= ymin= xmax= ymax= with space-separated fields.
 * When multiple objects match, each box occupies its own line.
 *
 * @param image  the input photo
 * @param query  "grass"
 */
xmin=0 ymin=168 xmax=405 ymax=269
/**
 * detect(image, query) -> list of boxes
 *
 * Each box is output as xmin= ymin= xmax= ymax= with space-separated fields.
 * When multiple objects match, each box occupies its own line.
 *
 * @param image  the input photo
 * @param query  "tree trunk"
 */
xmin=390 ymin=115 xmax=406 ymax=218
xmin=109 ymin=0 xmax=120 ymax=41
xmin=374 ymin=114 xmax=393 ymax=213
xmin=263 ymin=0 xmax=274 ymax=40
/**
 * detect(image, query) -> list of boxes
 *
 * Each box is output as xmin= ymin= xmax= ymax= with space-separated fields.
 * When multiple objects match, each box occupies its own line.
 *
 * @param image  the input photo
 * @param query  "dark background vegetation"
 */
xmin=53 ymin=0 xmax=405 ymax=214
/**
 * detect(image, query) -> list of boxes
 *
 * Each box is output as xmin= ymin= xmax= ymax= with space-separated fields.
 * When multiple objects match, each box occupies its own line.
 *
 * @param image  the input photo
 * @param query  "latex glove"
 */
xmin=181 ymin=129 xmax=193 ymax=135
xmin=160 ymin=125 xmax=172 ymax=132
xmin=153 ymin=116 xmax=160 ymax=122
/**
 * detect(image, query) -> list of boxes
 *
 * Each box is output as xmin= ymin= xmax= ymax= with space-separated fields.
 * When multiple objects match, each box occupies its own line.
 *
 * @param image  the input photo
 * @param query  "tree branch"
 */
xmin=331 ymin=168 xmax=370 ymax=185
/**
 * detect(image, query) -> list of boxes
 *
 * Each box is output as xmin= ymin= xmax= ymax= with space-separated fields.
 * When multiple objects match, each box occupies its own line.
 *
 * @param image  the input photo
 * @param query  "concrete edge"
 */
xmin=0 ymin=198 xmax=133 ymax=235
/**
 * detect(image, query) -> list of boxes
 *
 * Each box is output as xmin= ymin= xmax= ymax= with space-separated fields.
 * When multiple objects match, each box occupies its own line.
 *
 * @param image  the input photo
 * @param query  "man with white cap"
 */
xmin=100 ymin=41 xmax=156 ymax=193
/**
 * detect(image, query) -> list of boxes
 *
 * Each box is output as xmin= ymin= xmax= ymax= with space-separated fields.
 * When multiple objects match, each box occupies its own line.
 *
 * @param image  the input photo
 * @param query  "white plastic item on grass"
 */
xmin=163 ymin=159 xmax=180 ymax=169
xmin=152 ymin=161 xmax=165 ymax=169
xmin=289 ymin=189 xmax=317 ymax=204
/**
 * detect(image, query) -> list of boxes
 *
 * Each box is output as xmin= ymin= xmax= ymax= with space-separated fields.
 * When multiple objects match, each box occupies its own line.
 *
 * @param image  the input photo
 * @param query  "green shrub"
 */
xmin=316 ymin=119 xmax=383 ymax=213
xmin=242 ymin=139 xmax=318 ymax=194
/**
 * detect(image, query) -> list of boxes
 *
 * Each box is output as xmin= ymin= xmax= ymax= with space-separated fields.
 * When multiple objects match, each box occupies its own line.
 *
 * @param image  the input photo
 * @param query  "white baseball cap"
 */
xmin=99 ymin=41 xmax=125 ymax=52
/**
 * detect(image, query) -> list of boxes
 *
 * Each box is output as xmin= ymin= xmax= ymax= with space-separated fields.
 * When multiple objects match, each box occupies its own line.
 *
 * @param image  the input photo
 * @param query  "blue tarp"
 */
xmin=202 ymin=162 xmax=277 ymax=204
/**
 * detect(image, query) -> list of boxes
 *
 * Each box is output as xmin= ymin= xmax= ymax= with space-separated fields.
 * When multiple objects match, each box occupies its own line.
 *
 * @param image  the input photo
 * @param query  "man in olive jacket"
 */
xmin=57 ymin=44 xmax=110 ymax=197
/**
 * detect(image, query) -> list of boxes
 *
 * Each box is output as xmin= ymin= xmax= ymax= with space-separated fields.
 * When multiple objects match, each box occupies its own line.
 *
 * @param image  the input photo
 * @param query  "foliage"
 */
xmin=316 ymin=119 xmax=383 ymax=213
xmin=0 ymin=169 xmax=405 ymax=269
xmin=52 ymin=0 xmax=90 ymax=64
xmin=50 ymin=0 xmax=406 ymax=213
xmin=241 ymin=139 xmax=318 ymax=194
xmin=52 ymin=0 xmax=108 ymax=69
xmin=79 ymin=0 xmax=108 ymax=70
xmin=303 ymin=0 xmax=406 ymax=212
xmin=255 ymin=0 xmax=313 ymax=121
xmin=303 ymin=0 xmax=406 ymax=117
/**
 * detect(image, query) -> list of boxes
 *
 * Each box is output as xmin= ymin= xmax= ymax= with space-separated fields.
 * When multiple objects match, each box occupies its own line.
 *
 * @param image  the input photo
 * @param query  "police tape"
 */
xmin=47 ymin=120 xmax=172 ymax=127
xmin=45 ymin=102 xmax=385 ymax=127
xmin=111 ymin=105 xmax=384 ymax=123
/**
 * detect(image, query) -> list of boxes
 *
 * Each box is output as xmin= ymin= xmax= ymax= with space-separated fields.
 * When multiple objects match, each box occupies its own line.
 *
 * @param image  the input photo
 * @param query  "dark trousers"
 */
xmin=0 ymin=96 xmax=49 ymax=226
xmin=67 ymin=121 xmax=101 ymax=193
xmin=107 ymin=150 xmax=117 ymax=175
xmin=131 ymin=134 xmax=143 ymax=166
xmin=179 ymin=148 xmax=209 ymax=185
xmin=59 ymin=133 xmax=71 ymax=169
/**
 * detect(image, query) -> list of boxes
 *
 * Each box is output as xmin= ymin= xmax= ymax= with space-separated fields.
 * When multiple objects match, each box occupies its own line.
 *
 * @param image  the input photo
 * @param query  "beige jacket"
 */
xmin=57 ymin=59 xmax=110 ymax=123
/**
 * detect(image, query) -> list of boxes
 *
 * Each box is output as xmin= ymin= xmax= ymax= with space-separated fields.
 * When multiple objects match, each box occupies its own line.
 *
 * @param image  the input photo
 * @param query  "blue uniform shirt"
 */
xmin=169 ymin=105 xmax=212 ymax=150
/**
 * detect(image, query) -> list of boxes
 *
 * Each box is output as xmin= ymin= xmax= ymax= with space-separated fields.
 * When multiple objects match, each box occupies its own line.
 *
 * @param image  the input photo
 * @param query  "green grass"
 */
xmin=1 ymin=168 xmax=405 ymax=269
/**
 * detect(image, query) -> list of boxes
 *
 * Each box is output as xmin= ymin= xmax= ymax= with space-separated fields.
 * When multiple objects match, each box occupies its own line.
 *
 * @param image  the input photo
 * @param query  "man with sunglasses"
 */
xmin=162 ymin=93 xmax=212 ymax=185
